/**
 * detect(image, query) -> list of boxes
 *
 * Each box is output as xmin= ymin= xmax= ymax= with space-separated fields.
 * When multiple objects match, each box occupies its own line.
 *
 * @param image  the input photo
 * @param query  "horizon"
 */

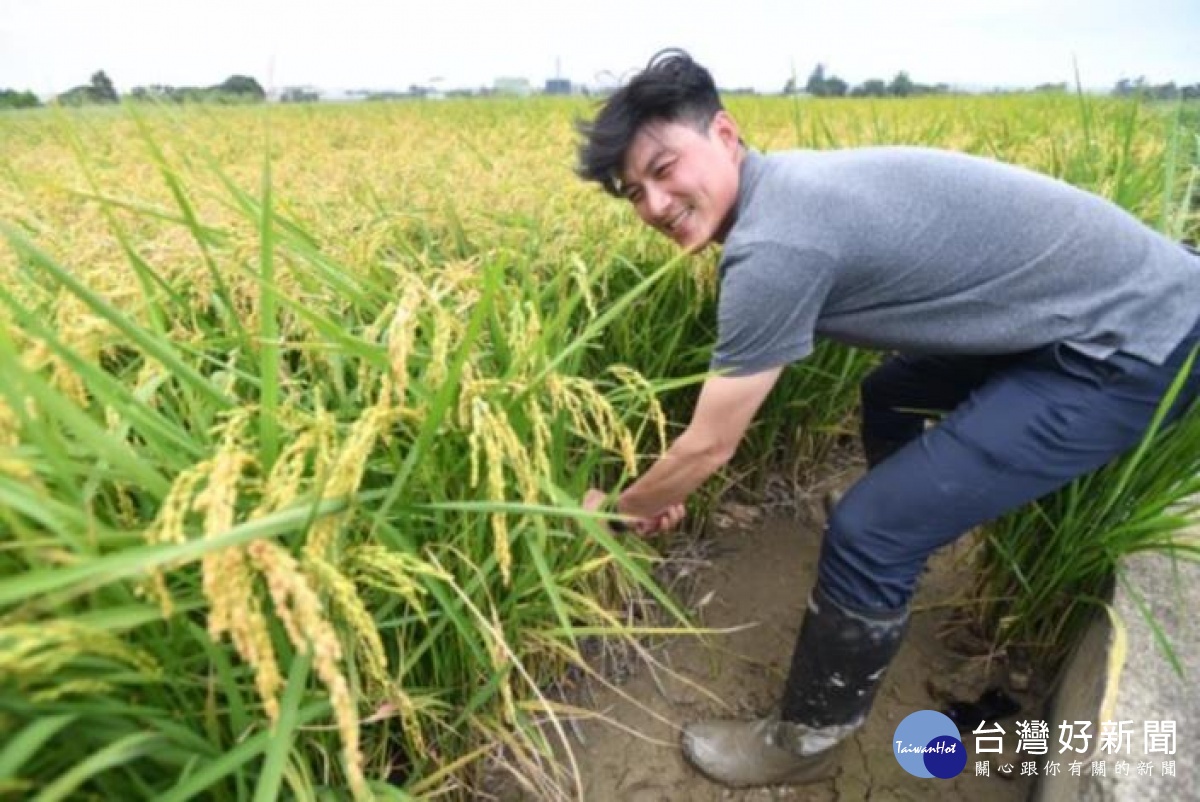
xmin=15 ymin=69 xmax=1198 ymax=103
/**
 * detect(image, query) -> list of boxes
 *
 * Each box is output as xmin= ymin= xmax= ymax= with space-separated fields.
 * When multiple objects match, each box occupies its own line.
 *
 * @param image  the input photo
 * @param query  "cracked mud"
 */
xmin=509 ymin=495 xmax=1042 ymax=802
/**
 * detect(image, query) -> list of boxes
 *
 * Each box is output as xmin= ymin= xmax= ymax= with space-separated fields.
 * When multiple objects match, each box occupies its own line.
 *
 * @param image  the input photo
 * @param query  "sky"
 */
xmin=1 ymin=0 xmax=1198 ymax=97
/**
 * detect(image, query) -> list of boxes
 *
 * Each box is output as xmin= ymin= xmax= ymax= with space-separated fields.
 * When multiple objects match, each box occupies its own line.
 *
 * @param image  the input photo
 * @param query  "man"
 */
xmin=577 ymin=49 xmax=1200 ymax=788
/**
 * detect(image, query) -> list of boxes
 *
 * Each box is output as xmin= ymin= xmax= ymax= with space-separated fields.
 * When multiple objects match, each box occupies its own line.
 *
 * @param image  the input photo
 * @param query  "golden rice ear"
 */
xmin=249 ymin=539 xmax=366 ymax=798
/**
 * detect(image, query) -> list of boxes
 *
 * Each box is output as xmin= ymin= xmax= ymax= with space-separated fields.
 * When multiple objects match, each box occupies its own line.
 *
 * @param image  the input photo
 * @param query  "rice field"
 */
xmin=0 ymin=94 xmax=1197 ymax=800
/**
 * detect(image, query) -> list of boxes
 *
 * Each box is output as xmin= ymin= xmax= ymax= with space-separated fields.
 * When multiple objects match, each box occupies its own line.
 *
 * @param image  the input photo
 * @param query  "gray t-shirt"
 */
xmin=711 ymin=147 xmax=1200 ymax=376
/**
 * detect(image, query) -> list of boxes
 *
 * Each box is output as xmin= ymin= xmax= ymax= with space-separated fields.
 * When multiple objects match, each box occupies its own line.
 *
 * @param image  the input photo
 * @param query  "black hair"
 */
xmin=575 ymin=49 xmax=723 ymax=196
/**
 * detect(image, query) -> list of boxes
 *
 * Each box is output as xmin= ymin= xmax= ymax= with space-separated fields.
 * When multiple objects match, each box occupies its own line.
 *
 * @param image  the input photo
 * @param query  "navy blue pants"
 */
xmin=818 ymin=316 xmax=1200 ymax=614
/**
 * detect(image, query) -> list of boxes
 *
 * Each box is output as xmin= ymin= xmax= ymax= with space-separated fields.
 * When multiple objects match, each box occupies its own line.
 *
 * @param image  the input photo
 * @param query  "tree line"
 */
xmin=1112 ymin=77 xmax=1200 ymax=101
xmin=790 ymin=63 xmax=1200 ymax=99
xmin=2 ymin=66 xmax=1199 ymax=109
xmin=786 ymin=64 xmax=950 ymax=98
xmin=0 ymin=71 xmax=266 ymax=109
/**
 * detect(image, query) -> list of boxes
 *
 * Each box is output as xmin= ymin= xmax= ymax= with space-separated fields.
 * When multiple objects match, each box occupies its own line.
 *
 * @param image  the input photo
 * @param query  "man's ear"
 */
xmin=710 ymin=110 xmax=741 ymax=156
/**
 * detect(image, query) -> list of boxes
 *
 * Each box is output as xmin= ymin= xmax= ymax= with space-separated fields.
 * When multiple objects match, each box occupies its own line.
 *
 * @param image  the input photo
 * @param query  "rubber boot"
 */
xmin=681 ymin=585 xmax=908 ymax=789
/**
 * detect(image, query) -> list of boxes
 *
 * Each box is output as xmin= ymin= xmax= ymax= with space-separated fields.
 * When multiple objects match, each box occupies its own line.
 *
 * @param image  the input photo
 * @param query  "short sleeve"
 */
xmin=710 ymin=242 xmax=836 ymax=376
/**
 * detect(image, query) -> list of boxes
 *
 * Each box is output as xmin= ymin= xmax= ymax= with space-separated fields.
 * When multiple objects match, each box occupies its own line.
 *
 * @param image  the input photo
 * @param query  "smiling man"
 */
xmin=576 ymin=49 xmax=1200 ymax=789
xmin=616 ymin=115 xmax=742 ymax=250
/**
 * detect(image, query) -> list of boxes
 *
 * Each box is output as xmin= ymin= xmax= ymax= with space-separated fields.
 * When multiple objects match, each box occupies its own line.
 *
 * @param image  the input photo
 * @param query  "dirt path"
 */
xmin=503 ymin=491 xmax=1043 ymax=801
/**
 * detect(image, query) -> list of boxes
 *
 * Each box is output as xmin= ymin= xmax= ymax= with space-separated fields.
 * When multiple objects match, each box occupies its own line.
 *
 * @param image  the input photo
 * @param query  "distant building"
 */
xmin=317 ymin=88 xmax=369 ymax=102
xmin=277 ymin=85 xmax=321 ymax=103
xmin=544 ymin=78 xmax=572 ymax=96
xmin=493 ymin=77 xmax=532 ymax=97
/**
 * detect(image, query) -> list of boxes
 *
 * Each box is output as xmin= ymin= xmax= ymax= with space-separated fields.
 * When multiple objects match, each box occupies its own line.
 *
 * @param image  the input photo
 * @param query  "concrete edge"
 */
xmin=1031 ymin=539 xmax=1197 ymax=801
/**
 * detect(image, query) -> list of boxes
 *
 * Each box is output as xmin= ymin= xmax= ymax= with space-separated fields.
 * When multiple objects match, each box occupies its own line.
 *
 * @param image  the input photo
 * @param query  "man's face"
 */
xmin=618 ymin=111 xmax=742 ymax=251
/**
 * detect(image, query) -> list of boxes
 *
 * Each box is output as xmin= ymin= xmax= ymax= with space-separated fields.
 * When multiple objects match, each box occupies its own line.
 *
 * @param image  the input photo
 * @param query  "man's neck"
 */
xmin=712 ymin=146 xmax=749 ymax=246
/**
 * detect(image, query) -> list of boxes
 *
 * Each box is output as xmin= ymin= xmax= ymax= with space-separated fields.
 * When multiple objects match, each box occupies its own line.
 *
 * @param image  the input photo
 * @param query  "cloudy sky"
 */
xmin=1 ymin=0 xmax=1197 ymax=96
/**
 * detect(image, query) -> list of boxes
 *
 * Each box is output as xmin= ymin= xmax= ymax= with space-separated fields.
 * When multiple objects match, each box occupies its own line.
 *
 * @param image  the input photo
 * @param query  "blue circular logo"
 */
xmin=893 ymin=710 xmax=967 ymax=779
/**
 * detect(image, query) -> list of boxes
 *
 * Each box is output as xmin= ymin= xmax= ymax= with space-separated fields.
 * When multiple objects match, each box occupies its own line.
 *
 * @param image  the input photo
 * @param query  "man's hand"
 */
xmin=582 ymin=487 xmax=685 ymax=536
xmin=634 ymin=502 xmax=686 ymax=536
xmin=581 ymin=488 xmax=609 ymax=512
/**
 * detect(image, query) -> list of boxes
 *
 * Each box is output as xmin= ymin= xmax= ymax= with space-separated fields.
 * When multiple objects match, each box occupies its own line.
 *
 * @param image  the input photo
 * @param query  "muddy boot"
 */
xmin=681 ymin=715 xmax=846 ymax=788
xmin=681 ymin=585 xmax=908 ymax=789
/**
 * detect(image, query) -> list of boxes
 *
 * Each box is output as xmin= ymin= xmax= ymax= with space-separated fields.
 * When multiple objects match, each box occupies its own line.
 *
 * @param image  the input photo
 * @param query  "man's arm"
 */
xmin=616 ymin=367 xmax=784 ymax=520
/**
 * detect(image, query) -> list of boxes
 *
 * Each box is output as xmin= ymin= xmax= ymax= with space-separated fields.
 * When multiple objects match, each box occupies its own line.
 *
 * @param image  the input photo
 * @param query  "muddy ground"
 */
xmin=492 ymin=466 xmax=1045 ymax=801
